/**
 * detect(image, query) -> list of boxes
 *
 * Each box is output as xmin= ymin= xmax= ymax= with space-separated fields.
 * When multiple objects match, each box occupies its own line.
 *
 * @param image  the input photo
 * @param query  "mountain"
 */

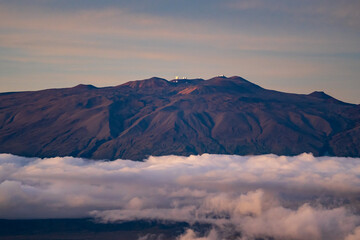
xmin=0 ymin=76 xmax=359 ymax=160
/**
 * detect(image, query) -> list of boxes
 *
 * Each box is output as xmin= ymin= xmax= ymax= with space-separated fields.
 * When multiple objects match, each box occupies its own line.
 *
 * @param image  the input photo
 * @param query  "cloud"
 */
xmin=227 ymin=0 xmax=360 ymax=29
xmin=0 ymin=153 xmax=359 ymax=239
xmin=345 ymin=227 xmax=360 ymax=240
xmin=239 ymin=202 xmax=358 ymax=240
xmin=1 ymin=3 xmax=356 ymax=64
xmin=177 ymin=228 xmax=218 ymax=240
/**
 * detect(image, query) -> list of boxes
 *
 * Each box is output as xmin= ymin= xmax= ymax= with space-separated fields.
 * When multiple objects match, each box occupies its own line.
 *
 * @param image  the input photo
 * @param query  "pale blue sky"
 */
xmin=0 ymin=0 xmax=359 ymax=103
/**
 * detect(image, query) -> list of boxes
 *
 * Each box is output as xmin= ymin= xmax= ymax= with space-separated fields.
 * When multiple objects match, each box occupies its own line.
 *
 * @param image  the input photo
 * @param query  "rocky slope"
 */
xmin=0 ymin=76 xmax=359 ymax=160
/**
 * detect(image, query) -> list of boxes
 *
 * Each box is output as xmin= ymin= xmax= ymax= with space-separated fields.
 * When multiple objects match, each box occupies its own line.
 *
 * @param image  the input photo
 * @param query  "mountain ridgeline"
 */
xmin=0 ymin=76 xmax=359 ymax=160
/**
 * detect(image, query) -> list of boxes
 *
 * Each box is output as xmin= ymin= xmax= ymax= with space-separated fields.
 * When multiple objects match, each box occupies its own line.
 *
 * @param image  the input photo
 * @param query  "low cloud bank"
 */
xmin=1 ymin=153 xmax=360 ymax=239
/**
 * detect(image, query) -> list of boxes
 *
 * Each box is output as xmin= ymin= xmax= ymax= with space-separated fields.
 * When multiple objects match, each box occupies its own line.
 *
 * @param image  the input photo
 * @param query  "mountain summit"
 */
xmin=0 ymin=76 xmax=359 ymax=160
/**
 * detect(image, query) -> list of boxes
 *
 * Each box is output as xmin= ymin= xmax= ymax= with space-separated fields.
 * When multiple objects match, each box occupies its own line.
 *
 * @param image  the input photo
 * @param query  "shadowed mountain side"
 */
xmin=0 ymin=76 xmax=359 ymax=160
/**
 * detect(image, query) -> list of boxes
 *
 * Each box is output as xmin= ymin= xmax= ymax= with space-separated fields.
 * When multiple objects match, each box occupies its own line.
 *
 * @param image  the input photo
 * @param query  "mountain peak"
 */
xmin=309 ymin=91 xmax=332 ymax=99
xmin=122 ymin=77 xmax=170 ymax=88
xmin=204 ymin=76 xmax=262 ymax=92
xmin=308 ymin=91 xmax=351 ymax=105
xmin=72 ymin=84 xmax=97 ymax=90
xmin=0 ymin=75 xmax=359 ymax=160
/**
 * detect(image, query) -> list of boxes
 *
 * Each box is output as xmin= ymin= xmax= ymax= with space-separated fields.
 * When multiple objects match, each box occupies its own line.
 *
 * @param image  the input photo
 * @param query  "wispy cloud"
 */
xmin=1 ymin=153 xmax=359 ymax=239
xmin=227 ymin=0 xmax=360 ymax=29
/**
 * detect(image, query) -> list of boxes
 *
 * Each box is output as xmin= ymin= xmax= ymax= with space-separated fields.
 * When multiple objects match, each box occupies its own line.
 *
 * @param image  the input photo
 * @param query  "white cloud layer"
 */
xmin=0 ymin=153 xmax=360 ymax=239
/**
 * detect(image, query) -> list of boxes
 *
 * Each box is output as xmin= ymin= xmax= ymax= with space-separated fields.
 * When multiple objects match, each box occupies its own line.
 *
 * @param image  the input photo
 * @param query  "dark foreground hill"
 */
xmin=0 ymin=76 xmax=359 ymax=160
xmin=0 ymin=219 xmax=210 ymax=240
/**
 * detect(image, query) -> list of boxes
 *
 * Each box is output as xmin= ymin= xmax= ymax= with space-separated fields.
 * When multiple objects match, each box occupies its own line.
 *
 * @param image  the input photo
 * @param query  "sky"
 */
xmin=0 ymin=0 xmax=359 ymax=103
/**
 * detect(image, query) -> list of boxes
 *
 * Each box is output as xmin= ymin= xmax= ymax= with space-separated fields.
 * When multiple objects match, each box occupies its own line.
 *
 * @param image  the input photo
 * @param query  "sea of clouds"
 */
xmin=0 ymin=153 xmax=360 ymax=240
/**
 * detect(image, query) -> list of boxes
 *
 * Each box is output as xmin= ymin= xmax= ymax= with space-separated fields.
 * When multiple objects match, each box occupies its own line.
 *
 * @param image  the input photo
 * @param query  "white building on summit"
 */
xmin=175 ymin=76 xmax=187 ymax=80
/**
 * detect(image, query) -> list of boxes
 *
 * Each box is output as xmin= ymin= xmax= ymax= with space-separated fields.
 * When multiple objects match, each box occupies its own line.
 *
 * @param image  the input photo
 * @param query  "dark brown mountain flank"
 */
xmin=0 ymin=76 xmax=359 ymax=160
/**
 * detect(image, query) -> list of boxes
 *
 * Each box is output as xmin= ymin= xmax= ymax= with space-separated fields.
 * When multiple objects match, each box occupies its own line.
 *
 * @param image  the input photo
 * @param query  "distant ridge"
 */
xmin=308 ymin=91 xmax=348 ymax=104
xmin=0 ymin=76 xmax=359 ymax=160
xmin=72 ymin=84 xmax=98 ymax=90
xmin=122 ymin=77 xmax=171 ymax=88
